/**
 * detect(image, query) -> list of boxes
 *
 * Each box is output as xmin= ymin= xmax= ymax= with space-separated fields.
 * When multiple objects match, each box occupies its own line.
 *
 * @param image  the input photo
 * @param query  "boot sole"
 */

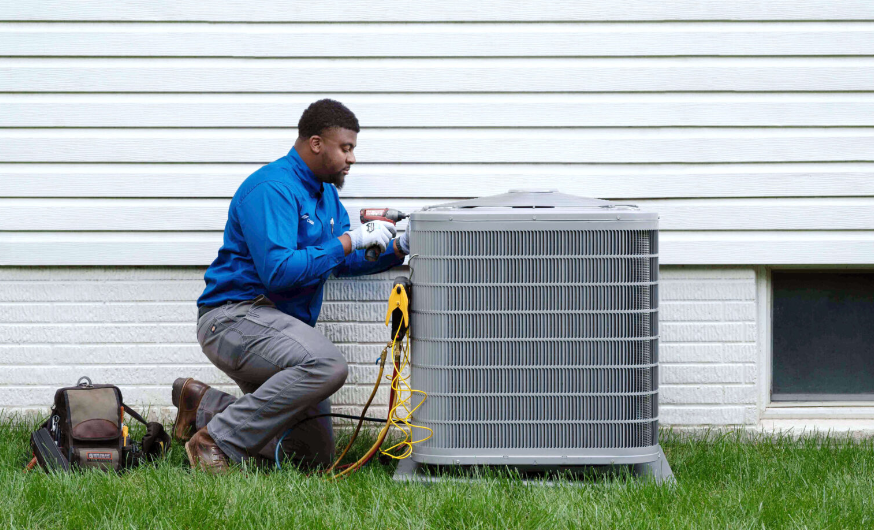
xmin=171 ymin=377 xmax=190 ymax=408
xmin=172 ymin=377 xmax=194 ymax=441
xmin=184 ymin=439 xmax=197 ymax=470
xmin=184 ymin=436 xmax=229 ymax=474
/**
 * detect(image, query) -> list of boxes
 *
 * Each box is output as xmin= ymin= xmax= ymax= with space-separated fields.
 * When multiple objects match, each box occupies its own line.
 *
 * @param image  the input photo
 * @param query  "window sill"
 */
xmin=759 ymin=418 xmax=874 ymax=435
xmin=763 ymin=402 xmax=874 ymax=420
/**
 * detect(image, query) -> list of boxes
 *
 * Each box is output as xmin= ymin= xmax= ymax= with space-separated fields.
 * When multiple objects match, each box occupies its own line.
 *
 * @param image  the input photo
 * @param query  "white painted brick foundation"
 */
xmin=659 ymin=266 xmax=758 ymax=426
xmin=0 ymin=265 xmax=760 ymax=427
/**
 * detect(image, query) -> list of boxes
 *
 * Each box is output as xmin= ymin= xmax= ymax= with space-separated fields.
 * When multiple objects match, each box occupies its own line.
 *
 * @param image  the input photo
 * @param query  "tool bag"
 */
xmin=29 ymin=376 xmax=170 ymax=472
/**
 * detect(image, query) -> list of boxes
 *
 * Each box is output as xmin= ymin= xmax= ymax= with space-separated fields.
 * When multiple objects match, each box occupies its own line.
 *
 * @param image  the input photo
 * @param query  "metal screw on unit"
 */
xmin=532 ymin=215 xmax=536 ymax=220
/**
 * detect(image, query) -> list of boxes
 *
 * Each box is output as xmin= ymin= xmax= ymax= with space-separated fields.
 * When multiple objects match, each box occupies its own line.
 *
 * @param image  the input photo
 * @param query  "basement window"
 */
xmin=772 ymin=271 xmax=874 ymax=401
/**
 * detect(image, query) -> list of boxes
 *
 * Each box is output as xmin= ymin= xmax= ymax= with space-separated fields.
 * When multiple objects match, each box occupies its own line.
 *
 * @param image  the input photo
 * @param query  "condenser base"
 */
xmin=631 ymin=446 xmax=674 ymax=483
xmin=393 ymin=447 xmax=674 ymax=485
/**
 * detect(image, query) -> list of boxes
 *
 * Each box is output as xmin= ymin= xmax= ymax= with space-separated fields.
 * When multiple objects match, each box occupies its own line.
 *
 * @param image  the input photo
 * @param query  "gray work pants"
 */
xmin=194 ymin=295 xmax=348 ymax=466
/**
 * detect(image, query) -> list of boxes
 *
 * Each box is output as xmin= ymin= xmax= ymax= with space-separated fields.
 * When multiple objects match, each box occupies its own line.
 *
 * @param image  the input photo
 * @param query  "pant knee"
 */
xmin=318 ymin=352 xmax=348 ymax=394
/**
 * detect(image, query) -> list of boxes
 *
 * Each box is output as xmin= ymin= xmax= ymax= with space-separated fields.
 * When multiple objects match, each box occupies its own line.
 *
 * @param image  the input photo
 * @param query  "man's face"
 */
xmin=312 ymin=127 xmax=357 ymax=190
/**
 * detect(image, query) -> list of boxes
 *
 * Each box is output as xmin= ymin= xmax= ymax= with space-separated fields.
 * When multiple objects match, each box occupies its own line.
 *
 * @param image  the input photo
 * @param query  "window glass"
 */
xmin=772 ymin=271 xmax=874 ymax=400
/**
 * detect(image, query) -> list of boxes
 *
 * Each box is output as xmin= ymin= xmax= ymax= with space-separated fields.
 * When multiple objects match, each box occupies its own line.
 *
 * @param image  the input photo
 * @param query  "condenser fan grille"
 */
xmin=410 ymin=227 xmax=659 ymax=451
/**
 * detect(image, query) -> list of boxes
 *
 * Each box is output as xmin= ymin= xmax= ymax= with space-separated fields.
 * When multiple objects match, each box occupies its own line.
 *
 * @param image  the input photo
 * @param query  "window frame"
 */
xmin=761 ymin=266 xmax=874 ymax=423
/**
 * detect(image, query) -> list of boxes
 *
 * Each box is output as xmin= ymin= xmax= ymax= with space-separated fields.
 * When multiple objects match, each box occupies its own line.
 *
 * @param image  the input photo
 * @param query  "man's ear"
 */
xmin=308 ymin=135 xmax=323 ymax=154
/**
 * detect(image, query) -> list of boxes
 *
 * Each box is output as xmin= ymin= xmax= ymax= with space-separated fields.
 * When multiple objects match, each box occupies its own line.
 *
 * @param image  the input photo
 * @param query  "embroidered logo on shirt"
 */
xmin=300 ymin=214 xmax=315 ymax=226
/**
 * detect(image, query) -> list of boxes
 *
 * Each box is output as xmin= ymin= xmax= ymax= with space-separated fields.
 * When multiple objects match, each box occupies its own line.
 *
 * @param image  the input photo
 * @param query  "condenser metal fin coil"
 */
xmin=404 ymin=190 xmax=671 ymax=475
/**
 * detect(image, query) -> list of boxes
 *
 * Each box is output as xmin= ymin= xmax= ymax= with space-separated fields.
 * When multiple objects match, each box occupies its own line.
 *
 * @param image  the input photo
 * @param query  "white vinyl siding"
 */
xmin=1 ymin=13 xmax=873 ymax=267
xmin=4 ymin=2 xmax=874 ymax=21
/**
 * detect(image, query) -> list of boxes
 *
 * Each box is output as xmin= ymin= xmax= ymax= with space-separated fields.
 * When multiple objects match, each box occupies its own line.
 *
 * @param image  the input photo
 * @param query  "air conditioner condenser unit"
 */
xmin=394 ymin=189 xmax=673 ymax=483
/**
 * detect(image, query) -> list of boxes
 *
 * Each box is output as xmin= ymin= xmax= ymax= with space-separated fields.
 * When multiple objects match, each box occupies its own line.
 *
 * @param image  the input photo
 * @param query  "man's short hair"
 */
xmin=297 ymin=99 xmax=360 ymax=139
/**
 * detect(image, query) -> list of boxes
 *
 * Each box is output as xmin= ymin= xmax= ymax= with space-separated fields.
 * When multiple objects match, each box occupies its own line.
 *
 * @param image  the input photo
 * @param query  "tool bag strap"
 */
xmin=122 ymin=403 xmax=148 ymax=425
xmin=122 ymin=403 xmax=171 ymax=462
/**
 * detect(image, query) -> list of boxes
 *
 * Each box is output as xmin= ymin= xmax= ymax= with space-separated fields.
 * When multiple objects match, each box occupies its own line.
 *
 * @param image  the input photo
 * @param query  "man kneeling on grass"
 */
xmin=172 ymin=99 xmax=410 ymax=473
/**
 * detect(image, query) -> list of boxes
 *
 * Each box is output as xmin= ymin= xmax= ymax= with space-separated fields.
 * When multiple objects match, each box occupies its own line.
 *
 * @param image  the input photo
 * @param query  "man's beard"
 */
xmin=319 ymin=170 xmax=346 ymax=190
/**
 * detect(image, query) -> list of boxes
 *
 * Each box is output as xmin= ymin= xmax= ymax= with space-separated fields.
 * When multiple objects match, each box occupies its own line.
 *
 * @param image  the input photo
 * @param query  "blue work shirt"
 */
xmin=197 ymin=147 xmax=403 ymax=327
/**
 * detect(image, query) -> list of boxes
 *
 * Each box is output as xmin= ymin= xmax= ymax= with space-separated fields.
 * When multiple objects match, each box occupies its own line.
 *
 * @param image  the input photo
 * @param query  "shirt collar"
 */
xmin=286 ymin=147 xmax=324 ymax=198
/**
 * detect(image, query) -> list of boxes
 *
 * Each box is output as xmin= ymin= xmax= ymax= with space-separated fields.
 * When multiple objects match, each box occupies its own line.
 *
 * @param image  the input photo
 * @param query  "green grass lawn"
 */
xmin=3 ymin=414 xmax=874 ymax=529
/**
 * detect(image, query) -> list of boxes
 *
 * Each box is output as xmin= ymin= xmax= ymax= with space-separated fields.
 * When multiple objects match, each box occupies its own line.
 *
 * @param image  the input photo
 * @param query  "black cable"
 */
xmin=275 ymin=413 xmax=387 ymax=468
xmin=294 ymin=413 xmax=387 ymax=427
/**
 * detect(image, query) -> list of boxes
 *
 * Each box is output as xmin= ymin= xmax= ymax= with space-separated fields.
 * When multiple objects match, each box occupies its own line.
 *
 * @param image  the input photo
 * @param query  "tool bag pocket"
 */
xmin=55 ymin=378 xmax=124 ymax=471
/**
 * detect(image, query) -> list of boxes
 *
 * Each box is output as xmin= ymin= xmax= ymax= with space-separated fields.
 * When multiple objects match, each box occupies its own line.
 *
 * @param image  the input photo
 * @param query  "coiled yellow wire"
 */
xmin=381 ymin=329 xmax=433 ymax=459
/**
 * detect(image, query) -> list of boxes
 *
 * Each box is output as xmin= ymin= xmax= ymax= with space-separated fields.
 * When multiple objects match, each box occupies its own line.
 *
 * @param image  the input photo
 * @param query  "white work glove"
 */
xmin=345 ymin=220 xmax=397 ymax=253
xmin=398 ymin=230 xmax=411 ymax=255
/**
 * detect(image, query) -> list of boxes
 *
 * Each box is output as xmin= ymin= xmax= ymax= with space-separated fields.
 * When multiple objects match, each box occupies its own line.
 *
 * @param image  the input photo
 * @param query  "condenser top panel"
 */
xmin=414 ymin=189 xmax=658 ymax=224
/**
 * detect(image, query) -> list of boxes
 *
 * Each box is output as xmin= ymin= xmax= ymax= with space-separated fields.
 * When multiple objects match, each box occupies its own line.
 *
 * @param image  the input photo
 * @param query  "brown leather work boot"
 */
xmin=185 ymin=427 xmax=230 ymax=474
xmin=172 ymin=377 xmax=210 ymax=441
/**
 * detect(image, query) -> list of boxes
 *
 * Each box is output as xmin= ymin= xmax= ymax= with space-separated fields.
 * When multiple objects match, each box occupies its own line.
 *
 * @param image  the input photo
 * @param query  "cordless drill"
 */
xmin=359 ymin=208 xmax=408 ymax=261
